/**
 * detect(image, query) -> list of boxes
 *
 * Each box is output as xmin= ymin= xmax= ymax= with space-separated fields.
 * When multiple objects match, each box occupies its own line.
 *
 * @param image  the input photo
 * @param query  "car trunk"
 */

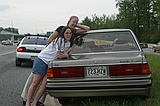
xmin=47 ymin=51 xmax=150 ymax=78
xmin=46 ymin=51 xmax=151 ymax=97
xmin=20 ymin=44 xmax=45 ymax=53
xmin=48 ymin=51 xmax=144 ymax=68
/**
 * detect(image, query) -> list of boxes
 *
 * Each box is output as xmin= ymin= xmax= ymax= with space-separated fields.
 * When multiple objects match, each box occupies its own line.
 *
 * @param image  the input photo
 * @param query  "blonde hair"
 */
xmin=67 ymin=16 xmax=79 ymax=26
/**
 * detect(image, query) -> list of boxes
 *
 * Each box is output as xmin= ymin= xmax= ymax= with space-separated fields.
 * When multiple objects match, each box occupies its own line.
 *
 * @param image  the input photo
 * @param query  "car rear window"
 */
xmin=71 ymin=31 xmax=139 ymax=54
xmin=22 ymin=36 xmax=48 ymax=45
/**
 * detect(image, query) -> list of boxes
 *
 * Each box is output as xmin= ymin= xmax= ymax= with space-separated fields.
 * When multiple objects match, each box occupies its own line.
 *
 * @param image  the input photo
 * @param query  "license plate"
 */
xmin=31 ymin=56 xmax=37 ymax=60
xmin=86 ymin=66 xmax=107 ymax=77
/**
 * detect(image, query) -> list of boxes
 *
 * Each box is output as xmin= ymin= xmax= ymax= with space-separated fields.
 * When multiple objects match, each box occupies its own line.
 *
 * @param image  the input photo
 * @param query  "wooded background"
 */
xmin=81 ymin=0 xmax=160 ymax=43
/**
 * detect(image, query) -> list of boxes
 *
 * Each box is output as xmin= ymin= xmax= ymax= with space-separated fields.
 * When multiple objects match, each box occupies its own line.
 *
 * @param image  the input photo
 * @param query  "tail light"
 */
xmin=142 ymin=64 xmax=151 ymax=74
xmin=17 ymin=47 xmax=26 ymax=52
xmin=47 ymin=67 xmax=83 ymax=78
xmin=110 ymin=64 xmax=151 ymax=76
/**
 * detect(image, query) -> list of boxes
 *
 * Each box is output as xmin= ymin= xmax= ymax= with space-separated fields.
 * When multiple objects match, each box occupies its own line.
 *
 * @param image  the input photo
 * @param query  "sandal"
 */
xmin=23 ymin=100 xmax=26 ymax=105
xmin=36 ymin=101 xmax=45 ymax=106
xmin=23 ymin=100 xmax=45 ymax=106
xmin=23 ymin=100 xmax=32 ymax=105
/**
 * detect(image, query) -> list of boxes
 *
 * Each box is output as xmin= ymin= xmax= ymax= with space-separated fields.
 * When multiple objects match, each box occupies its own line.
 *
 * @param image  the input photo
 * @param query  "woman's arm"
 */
xmin=58 ymin=47 xmax=72 ymax=59
xmin=47 ymin=31 xmax=59 ymax=43
xmin=57 ymin=51 xmax=68 ymax=59
xmin=76 ymin=24 xmax=90 ymax=33
xmin=65 ymin=47 xmax=72 ymax=54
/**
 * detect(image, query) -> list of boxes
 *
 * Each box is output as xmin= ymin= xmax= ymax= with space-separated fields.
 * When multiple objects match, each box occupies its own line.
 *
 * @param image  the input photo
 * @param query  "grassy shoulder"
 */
xmin=78 ymin=54 xmax=160 ymax=106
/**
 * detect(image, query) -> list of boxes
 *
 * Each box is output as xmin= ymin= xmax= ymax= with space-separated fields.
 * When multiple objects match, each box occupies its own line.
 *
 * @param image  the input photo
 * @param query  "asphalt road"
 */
xmin=142 ymin=47 xmax=160 ymax=55
xmin=0 ymin=44 xmax=32 ymax=106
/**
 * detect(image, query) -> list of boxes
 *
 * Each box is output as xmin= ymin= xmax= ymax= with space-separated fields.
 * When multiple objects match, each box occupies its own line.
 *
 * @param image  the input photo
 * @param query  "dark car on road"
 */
xmin=46 ymin=29 xmax=152 ymax=105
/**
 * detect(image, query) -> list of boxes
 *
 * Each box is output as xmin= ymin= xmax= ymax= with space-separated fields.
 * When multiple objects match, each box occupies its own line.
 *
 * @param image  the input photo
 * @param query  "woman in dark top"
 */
xmin=48 ymin=15 xmax=90 ymax=44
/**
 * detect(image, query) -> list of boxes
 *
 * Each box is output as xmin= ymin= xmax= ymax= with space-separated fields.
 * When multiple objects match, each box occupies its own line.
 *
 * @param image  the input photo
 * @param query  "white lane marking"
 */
xmin=0 ymin=51 xmax=16 ymax=56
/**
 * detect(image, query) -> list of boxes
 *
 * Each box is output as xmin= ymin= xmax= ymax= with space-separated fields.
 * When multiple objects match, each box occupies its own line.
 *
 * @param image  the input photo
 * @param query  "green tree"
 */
xmin=81 ymin=14 xmax=117 ymax=30
xmin=81 ymin=0 xmax=160 ymax=43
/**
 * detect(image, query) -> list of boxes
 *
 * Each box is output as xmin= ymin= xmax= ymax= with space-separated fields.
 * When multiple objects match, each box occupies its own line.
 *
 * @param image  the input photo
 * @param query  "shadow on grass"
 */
xmin=63 ymin=96 xmax=150 ymax=106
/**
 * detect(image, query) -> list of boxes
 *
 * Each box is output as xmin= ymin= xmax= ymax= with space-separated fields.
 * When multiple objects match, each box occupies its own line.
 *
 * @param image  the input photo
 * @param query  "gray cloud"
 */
xmin=0 ymin=4 xmax=16 ymax=11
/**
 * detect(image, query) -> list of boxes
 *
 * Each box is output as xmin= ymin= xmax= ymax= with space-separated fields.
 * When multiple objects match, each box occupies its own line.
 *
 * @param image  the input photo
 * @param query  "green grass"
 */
xmin=78 ymin=54 xmax=160 ymax=106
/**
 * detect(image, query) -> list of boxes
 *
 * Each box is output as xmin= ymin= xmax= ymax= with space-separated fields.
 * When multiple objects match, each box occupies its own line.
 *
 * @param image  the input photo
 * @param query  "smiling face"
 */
xmin=64 ymin=28 xmax=72 ymax=41
xmin=67 ymin=17 xmax=79 ymax=29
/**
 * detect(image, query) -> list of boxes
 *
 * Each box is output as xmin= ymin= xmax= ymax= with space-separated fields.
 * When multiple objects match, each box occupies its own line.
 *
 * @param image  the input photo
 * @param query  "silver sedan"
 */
xmin=46 ymin=29 xmax=152 ymax=105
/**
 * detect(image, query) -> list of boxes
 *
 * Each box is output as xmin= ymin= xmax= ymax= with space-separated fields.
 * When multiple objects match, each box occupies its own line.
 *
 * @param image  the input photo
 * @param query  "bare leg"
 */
xmin=31 ymin=75 xmax=47 ymax=106
xmin=25 ymin=74 xmax=44 ymax=106
xmin=39 ymin=91 xmax=47 ymax=103
xmin=21 ymin=72 xmax=46 ymax=104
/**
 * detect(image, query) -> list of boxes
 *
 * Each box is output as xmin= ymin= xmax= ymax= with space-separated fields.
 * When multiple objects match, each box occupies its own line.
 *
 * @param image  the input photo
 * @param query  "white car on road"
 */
xmin=16 ymin=34 xmax=48 ymax=66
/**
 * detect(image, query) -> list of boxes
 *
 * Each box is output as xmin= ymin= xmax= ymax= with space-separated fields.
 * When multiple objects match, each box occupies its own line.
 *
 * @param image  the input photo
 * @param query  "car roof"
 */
xmin=85 ymin=29 xmax=132 ymax=34
xmin=24 ymin=36 xmax=47 ymax=38
xmin=19 ymin=35 xmax=48 ymax=45
xmin=25 ymin=33 xmax=47 ymax=36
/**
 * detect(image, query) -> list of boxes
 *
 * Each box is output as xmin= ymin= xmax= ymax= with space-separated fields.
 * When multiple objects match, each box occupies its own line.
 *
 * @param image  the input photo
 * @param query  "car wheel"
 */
xmin=152 ymin=47 xmax=156 ymax=52
xmin=16 ymin=60 xmax=21 ymax=66
xmin=58 ymin=97 xmax=74 ymax=105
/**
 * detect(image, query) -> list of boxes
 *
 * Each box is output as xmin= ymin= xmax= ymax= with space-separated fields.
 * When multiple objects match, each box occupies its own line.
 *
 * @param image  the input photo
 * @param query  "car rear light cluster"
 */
xmin=17 ymin=47 xmax=27 ymax=52
xmin=110 ymin=64 xmax=151 ymax=76
xmin=47 ymin=67 xmax=83 ymax=78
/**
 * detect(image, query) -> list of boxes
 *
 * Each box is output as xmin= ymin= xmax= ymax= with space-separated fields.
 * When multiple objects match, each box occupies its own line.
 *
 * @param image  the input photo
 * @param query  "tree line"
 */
xmin=81 ymin=0 xmax=160 ymax=43
xmin=0 ymin=27 xmax=19 ymax=34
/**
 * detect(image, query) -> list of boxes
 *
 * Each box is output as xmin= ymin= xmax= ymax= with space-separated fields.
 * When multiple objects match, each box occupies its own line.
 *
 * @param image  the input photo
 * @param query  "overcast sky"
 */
xmin=0 ymin=0 xmax=118 ymax=34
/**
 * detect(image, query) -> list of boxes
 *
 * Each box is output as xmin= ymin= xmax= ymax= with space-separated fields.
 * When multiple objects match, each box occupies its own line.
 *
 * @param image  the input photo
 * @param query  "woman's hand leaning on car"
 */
xmin=58 ymin=51 xmax=69 ymax=59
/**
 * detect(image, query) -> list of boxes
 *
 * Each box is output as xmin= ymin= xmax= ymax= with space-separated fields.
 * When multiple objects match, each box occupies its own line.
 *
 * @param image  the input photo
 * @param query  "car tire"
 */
xmin=58 ymin=97 xmax=74 ymax=105
xmin=152 ymin=47 xmax=156 ymax=52
xmin=16 ymin=60 xmax=21 ymax=66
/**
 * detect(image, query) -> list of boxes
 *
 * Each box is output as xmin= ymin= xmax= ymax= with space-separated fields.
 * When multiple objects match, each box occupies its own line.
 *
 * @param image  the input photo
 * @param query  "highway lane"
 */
xmin=0 ymin=44 xmax=32 ymax=106
xmin=0 ymin=45 xmax=16 ymax=55
xmin=142 ymin=47 xmax=160 ymax=55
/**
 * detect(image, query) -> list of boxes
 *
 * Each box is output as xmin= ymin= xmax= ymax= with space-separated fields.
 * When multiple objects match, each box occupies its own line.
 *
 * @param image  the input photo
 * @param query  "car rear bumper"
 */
xmin=3 ymin=43 xmax=13 ymax=45
xmin=46 ymin=75 xmax=152 ymax=97
xmin=16 ymin=57 xmax=35 ymax=62
xmin=47 ymin=87 xmax=151 ymax=97
xmin=16 ymin=52 xmax=38 ymax=62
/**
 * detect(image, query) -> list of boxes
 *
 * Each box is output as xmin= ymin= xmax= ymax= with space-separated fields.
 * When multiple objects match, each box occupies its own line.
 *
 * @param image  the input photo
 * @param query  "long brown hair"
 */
xmin=54 ymin=26 xmax=73 ymax=49
xmin=67 ymin=16 xmax=79 ymax=26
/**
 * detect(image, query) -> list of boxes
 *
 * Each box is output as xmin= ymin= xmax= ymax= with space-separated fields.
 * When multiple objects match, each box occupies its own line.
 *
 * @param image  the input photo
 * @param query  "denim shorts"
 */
xmin=32 ymin=57 xmax=48 ymax=75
